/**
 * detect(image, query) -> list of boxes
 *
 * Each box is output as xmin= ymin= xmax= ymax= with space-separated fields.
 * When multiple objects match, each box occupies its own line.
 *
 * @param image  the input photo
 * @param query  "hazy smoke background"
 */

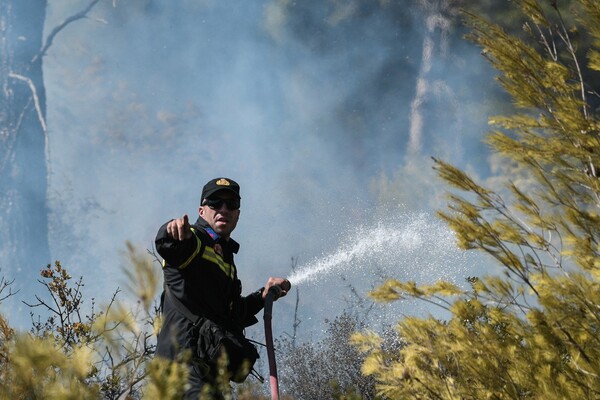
xmin=4 ymin=0 xmax=499 ymax=341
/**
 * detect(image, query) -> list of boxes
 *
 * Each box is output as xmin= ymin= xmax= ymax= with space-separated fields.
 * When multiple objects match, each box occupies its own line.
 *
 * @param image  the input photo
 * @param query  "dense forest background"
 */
xmin=2 ymin=0 xmax=599 ymax=398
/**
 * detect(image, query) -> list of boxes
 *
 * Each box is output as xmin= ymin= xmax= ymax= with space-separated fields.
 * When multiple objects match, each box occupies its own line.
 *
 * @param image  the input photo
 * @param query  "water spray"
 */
xmin=286 ymin=214 xmax=474 ymax=287
xmin=263 ymin=280 xmax=291 ymax=400
xmin=262 ymin=214 xmax=478 ymax=396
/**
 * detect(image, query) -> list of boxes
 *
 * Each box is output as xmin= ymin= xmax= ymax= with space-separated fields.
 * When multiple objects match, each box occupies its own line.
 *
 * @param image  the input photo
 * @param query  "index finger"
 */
xmin=177 ymin=214 xmax=190 ymax=240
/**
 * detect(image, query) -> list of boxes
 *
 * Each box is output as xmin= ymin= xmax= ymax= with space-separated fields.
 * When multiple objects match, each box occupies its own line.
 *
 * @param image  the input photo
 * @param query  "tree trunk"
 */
xmin=0 ymin=0 xmax=50 ymax=285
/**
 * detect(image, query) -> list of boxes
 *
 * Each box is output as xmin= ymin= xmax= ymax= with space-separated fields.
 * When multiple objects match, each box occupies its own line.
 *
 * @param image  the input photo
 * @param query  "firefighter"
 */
xmin=154 ymin=177 xmax=289 ymax=399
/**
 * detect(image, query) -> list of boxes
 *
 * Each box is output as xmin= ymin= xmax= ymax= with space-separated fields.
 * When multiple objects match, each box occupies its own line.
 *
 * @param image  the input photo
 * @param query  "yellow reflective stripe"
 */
xmin=171 ymin=228 xmax=202 ymax=270
xmin=161 ymin=227 xmax=234 ymax=277
xmin=201 ymin=246 xmax=235 ymax=279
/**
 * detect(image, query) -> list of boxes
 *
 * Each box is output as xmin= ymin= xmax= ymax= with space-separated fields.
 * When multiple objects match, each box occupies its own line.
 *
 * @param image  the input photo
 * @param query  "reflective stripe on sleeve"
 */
xmin=162 ymin=228 xmax=202 ymax=270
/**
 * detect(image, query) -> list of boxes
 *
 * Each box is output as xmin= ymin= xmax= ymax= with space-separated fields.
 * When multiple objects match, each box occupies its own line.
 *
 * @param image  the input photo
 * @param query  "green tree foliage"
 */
xmin=353 ymin=0 xmax=600 ymax=398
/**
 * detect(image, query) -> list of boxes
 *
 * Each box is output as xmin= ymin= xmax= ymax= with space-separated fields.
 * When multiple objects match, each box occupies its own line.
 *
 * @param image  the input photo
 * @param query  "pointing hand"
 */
xmin=167 ymin=214 xmax=192 ymax=241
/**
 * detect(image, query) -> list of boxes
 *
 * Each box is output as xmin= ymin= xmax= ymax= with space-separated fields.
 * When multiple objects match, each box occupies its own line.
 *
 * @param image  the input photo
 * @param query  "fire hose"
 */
xmin=263 ymin=281 xmax=291 ymax=400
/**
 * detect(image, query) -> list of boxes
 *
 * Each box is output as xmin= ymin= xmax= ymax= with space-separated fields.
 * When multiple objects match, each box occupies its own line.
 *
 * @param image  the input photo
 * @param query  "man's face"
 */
xmin=198 ymin=190 xmax=240 ymax=239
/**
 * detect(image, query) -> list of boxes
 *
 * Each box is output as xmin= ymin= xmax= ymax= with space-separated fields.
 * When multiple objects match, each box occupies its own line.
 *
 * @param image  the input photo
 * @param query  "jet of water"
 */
xmin=287 ymin=212 xmax=472 ymax=287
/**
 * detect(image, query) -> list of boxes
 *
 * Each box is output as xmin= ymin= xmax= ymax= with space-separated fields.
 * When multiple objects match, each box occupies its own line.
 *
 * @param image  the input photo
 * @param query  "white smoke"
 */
xmin=0 ymin=1 xmax=496 ymax=333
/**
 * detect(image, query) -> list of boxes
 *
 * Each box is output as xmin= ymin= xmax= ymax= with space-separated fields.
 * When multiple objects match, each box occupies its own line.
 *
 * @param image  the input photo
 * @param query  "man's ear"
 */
xmin=198 ymin=206 xmax=204 ymax=217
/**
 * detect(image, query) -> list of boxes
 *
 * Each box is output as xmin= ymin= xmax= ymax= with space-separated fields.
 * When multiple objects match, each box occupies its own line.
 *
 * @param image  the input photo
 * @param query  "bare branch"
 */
xmin=33 ymin=0 xmax=104 ymax=63
xmin=0 ymin=277 xmax=17 ymax=303
xmin=6 ymin=72 xmax=51 ymax=182
xmin=7 ymin=72 xmax=47 ymax=133
xmin=147 ymin=245 xmax=163 ymax=265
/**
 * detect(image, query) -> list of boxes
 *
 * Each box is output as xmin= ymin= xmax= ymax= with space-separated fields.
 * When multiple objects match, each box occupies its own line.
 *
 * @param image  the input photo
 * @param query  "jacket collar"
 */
xmin=194 ymin=217 xmax=240 ymax=254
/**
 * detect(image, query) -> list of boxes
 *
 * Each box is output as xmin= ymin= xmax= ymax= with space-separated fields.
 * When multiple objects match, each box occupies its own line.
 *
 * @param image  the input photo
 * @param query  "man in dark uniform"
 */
xmin=154 ymin=177 xmax=289 ymax=399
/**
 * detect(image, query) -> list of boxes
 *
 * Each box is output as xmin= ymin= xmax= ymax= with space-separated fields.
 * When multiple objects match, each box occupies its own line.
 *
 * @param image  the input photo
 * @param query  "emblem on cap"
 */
xmin=216 ymin=178 xmax=230 ymax=186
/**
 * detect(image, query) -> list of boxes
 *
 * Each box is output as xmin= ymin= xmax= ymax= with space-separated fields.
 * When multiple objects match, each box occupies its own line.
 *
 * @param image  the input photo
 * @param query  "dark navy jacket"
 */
xmin=154 ymin=216 xmax=264 ymax=360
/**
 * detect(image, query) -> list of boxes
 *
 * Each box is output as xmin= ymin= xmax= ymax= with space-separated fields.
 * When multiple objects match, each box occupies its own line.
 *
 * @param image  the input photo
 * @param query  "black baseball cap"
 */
xmin=201 ymin=177 xmax=241 ymax=201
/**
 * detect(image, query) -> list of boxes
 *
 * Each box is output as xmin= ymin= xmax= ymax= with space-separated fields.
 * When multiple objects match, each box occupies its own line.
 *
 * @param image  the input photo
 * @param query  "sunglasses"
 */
xmin=203 ymin=198 xmax=240 ymax=210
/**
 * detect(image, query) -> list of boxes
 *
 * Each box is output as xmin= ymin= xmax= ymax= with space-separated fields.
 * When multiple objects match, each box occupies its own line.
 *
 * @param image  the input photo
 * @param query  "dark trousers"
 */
xmin=184 ymin=361 xmax=231 ymax=400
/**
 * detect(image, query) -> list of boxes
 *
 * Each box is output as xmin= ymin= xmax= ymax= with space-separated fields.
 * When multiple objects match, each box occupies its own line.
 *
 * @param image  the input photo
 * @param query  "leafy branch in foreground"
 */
xmin=0 ymin=243 xmax=170 ymax=399
xmin=354 ymin=1 xmax=600 ymax=399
